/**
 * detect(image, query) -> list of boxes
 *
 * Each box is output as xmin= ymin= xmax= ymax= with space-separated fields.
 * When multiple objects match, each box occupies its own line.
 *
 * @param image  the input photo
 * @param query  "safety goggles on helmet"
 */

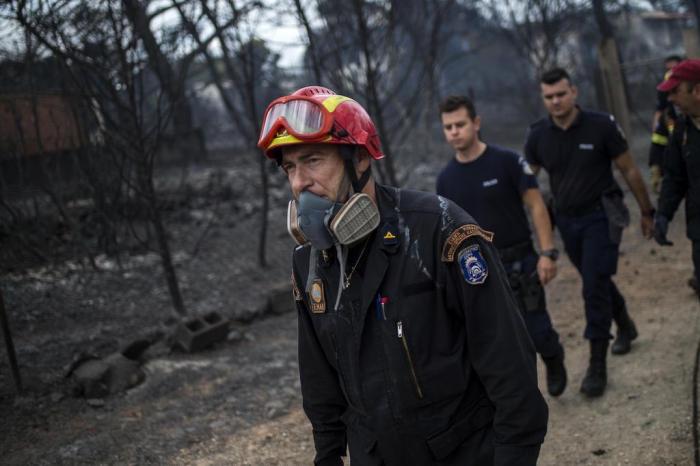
xmin=258 ymin=96 xmax=334 ymax=150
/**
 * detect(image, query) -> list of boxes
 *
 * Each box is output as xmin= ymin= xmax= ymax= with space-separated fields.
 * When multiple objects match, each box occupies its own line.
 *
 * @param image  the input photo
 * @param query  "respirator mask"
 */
xmin=288 ymin=190 xmax=380 ymax=309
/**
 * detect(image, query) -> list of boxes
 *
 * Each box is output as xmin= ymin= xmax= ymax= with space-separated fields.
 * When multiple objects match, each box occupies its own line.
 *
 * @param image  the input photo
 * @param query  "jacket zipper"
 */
xmin=397 ymin=321 xmax=424 ymax=399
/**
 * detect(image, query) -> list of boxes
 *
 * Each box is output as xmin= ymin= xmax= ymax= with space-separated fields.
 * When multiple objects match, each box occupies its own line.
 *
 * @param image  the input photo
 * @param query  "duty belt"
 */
xmin=558 ymin=201 xmax=603 ymax=217
xmin=497 ymin=241 xmax=535 ymax=264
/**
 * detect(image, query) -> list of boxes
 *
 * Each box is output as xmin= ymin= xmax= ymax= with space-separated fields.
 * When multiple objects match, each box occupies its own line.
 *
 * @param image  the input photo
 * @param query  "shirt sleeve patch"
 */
xmin=519 ymin=156 xmax=535 ymax=175
xmin=441 ymin=224 xmax=494 ymax=262
xmin=458 ymin=245 xmax=489 ymax=285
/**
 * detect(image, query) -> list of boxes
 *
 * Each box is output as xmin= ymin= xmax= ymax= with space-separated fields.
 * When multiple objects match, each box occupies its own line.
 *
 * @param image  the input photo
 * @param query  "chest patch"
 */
xmin=578 ymin=143 xmax=594 ymax=150
xmin=458 ymin=245 xmax=489 ymax=285
xmin=308 ymin=279 xmax=326 ymax=313
xmin=482 ymin=178 xmax=498 ymax=187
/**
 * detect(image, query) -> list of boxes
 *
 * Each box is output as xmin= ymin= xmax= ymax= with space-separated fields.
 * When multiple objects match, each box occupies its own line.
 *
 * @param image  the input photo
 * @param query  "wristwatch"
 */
xmin=540 ymin=248 xmax=559 ymax=261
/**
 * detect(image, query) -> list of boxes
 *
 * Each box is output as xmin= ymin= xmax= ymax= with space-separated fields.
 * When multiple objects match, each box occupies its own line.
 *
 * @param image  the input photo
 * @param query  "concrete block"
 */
xmin=175 ymin=311 xmax=229 ymax=353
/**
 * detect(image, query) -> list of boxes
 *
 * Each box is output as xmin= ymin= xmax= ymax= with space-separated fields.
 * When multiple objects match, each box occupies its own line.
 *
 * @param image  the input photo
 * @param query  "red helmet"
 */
xmin=257 ymin=86 xmax=384 ymax=160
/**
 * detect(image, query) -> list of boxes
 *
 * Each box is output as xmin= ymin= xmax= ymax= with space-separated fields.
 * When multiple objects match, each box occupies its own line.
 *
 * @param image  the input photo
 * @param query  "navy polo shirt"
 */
xmin=524 ymin=108 xmax=628 ymax=215
xmin=436 ymin=145 xmax=537 ymax=249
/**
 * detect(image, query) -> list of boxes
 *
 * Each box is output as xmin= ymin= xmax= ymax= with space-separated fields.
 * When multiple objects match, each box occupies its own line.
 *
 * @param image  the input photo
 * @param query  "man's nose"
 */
xmin=290 ymin=168 xmax=311 ymax=195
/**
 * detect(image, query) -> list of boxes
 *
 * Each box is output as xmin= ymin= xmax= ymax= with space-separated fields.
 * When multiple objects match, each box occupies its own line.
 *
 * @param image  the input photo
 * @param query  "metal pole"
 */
xmin=0 ymin=287 xmax=22 ymax=392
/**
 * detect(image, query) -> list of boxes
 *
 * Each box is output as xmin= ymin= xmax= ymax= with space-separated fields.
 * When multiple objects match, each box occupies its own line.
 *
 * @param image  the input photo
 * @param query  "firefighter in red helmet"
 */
xmin=259 ymin=86 xmax=548 ymax=466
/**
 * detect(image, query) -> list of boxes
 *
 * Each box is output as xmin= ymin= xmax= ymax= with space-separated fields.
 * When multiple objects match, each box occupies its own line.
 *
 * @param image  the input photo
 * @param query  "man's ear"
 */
xmin=473 ymin=115 xmax=481 ymax=131
xmin=356 ymin=149 xmax=371 ymax=174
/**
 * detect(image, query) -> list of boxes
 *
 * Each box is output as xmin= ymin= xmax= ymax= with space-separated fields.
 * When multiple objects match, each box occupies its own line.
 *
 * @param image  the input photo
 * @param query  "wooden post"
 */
xmin=683 ymin=28 xmax=700 ymax=59
xmin=597 ymin=37 xmax=632 ymax=140
xmin=0 ymin=286 xmax=22 ymax=392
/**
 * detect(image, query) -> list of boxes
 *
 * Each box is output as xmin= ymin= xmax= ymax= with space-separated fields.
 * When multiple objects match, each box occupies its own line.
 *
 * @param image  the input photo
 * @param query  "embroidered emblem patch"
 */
xmin=309 ymin=279 xmax=326 ymax=313
xmin=381 ymin=223 xmax=399 ymax=246
xmin=442 ymin=224 xmax=494 ymax=262
xmin=458 ymin=245 xmax=488 ymax=285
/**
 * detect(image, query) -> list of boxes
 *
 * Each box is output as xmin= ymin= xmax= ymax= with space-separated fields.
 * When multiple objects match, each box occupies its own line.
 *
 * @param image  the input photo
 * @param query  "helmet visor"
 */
xmin=258 ymin=97 xmax=332 ymax=148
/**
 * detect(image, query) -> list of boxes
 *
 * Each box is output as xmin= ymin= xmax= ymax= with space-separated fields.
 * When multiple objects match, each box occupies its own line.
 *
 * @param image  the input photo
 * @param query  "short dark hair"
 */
xmin=439 ymin=95 xmax=477 ymax=119
xmin=540 ymin=67 xmax=571 ymax=85
xmin=665 ymin=54 xmax=683 ymax=64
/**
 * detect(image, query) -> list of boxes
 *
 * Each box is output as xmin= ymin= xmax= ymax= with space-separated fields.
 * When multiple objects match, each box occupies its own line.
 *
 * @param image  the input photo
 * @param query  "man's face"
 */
xmin=668 ymin=81 xmax=700 ymax=116
xmin=665 ymin=60 xmax=680 ymax=72
xmin=280 ymin=144 xmax=349 ymax=202
xmin=540 ymin=79 xmax=578 ymax=119
xmin=441 ymin=107 xmax=480 ymax=153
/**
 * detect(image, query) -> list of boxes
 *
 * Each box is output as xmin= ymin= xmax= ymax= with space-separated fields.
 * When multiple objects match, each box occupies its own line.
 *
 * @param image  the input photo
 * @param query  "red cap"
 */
xmin=657 ymin=59 xmax=700 ymax=92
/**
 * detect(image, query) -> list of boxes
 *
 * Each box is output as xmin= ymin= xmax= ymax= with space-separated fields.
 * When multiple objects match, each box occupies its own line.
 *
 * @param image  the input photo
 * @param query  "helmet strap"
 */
xmin=339 ymin=145 xmax=372 ymax=194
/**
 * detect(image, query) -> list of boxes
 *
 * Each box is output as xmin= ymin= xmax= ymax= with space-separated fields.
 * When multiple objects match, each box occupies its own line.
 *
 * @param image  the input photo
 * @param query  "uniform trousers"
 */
xmin=555 ymin=209 xmax=627 ymax=341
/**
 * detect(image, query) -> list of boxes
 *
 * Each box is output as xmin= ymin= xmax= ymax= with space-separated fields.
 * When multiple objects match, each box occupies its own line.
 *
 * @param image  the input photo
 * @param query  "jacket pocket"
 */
xmin=397 ymin=320 xmax=424 ymax=400
xmin=426 ymin=401 xmax=495 ymax=460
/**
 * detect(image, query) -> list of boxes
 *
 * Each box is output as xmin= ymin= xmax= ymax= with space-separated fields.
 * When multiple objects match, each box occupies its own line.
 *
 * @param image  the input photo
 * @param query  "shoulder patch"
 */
xmin=291 ymin=273 xmax=302 ymax=301
xmin=441 ymin=224 xmax=494 ymax=262
xmin=458 ymin=245 xmax=489 ymax=285
xmin=518 ymin=156 xmax=534 ymax=175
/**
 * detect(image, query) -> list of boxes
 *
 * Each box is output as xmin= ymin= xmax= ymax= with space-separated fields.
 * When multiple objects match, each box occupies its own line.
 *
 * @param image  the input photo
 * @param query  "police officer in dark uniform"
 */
xmin=436 ymin=95 xmax=566 ymax=397
xmin=258 ymin=86 xmax=548 ymax=465
xmin=654 ymin=59 xmax=700 ymax=296
xmin=524 ymin=68 xmax=655 ymax=398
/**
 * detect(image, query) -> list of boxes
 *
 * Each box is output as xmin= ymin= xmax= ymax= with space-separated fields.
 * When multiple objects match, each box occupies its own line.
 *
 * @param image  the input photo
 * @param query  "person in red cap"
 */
xmin=654 ymin=59 xmax=700 ymax=297
xmin=648 ymin=55 xmax=682 ymax=193
xmin=258 ymin=86 xmax=548 ymax=465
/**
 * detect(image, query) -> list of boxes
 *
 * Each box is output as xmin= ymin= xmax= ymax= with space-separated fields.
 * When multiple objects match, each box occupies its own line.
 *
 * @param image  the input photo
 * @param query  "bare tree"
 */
xmin=172 ymin=0 xmax=284 ymax=268
xmin=481 ymin=0 xmax=585 ymax=76
xmin=10 ymin=0 xmax=189 ymax=316
xmin=122 ymin=0 xmax=207 ymax=167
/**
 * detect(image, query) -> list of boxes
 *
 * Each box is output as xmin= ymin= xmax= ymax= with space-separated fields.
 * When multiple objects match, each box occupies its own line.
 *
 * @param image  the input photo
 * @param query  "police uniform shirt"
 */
xmin=524 ymin=108 xmax=628 ymax=215
xmin=436 ymin=145 xmax=537 ymax=249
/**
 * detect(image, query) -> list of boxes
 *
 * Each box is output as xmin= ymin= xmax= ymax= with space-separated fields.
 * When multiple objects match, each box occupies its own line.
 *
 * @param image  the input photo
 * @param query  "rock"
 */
xmin=50 ymin=392 xmax=64 ymax=403
xmin=86 ymin=398 xmax=105 ymax=408
xmin=209 ymin=420 xmax=227 ymax=430
xmin=226 ymin=329 xmax=243 ymax=343
xmin=70 ymin=352 xmax=145 ymax=398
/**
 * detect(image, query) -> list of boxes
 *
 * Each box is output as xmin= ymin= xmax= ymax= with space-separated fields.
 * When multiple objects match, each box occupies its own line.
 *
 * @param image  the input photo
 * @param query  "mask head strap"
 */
xmin=339 ymin=145 xmax=371 ymax=194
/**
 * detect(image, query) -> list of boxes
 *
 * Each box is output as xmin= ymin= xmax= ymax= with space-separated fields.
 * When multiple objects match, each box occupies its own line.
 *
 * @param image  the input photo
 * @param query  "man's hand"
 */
xmin=653 ymin=214 xmax=673 ymax=246
xmin=537 ymin=256 xmax=557 ymax=285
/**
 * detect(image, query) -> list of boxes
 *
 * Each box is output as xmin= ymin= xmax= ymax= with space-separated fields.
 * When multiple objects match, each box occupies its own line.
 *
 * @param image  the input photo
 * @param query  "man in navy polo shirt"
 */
xmin=524 ymin=68 xmax=655 ymax=398
xmin=437 ymin=95 xmax=567 ymax=397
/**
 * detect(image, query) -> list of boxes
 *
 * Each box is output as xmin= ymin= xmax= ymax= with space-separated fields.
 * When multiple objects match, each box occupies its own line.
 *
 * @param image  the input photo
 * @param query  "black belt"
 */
xmin=558 ymin=201 xmax=603 ymax=217
xmin=498 ymin=241 xmax=535 ymax=264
